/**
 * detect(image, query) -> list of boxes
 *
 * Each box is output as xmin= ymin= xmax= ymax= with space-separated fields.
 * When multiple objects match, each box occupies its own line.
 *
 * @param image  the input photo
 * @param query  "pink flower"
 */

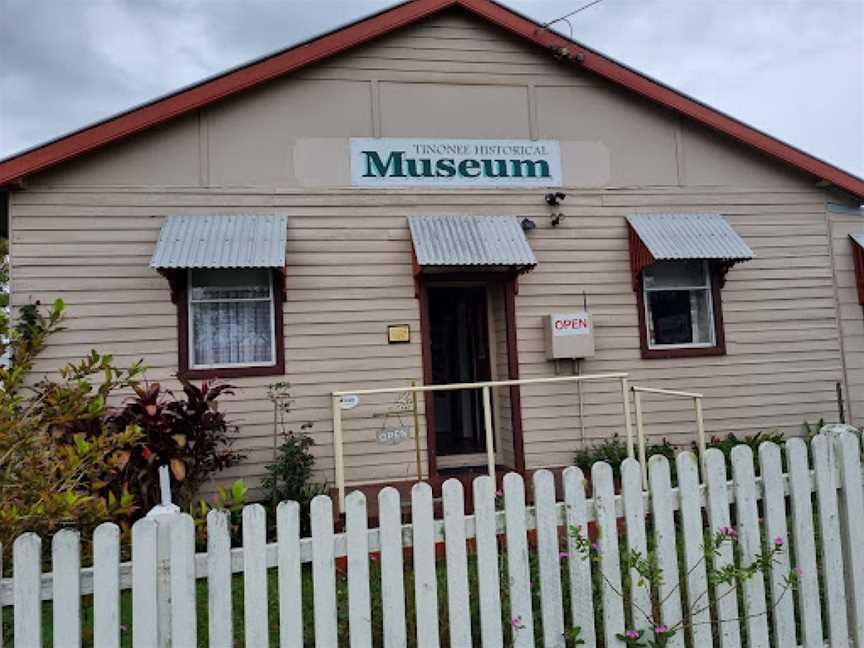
xmin=654 ymin=624 xmax=669 ymax=634
xmin=625 ymin=629 xmax=639 ymax=638
xmin=495 ymin=490 xmax=504 ymax=497
xmin=591 ymin=542 xmax=599 ymax=551
xmin=793 ymin=565 xmax=803 ymax=576
xmin=511 ymin=615 xmax=524 ymax=629
xmin=720 ymin=526 xmax=738 ymax=538
xmin=559 ymin=551 xmax=570 ymax=559
xmin=773 ymin=536 xmax=784 ymax=547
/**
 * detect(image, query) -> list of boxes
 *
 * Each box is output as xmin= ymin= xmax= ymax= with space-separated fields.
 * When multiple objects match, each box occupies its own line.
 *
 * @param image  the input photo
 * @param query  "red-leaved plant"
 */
xmin=108 ymin=379 xmax=245 ymax=510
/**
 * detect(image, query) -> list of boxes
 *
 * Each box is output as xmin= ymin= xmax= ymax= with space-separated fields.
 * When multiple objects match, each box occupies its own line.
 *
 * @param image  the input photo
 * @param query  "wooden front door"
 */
xmin=428 ymin=286 xmax=492 ymax=457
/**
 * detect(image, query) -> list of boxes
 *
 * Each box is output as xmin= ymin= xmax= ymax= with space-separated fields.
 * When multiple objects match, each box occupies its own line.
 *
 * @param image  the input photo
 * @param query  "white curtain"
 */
xmin=189 ymin=268 xmax=274 ymax=367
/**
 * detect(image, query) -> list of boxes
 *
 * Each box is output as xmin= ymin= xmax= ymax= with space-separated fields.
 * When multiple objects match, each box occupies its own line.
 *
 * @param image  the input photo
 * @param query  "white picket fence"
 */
xmin=2 ymin=432 xmax=864 ymax=647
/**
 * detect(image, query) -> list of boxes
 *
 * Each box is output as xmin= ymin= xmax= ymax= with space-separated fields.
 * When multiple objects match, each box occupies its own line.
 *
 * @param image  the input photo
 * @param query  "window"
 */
xmin=638 ymin=260 xmax=725 ymax=358
xmin=179 ymin=268 xmax=284 ymax=378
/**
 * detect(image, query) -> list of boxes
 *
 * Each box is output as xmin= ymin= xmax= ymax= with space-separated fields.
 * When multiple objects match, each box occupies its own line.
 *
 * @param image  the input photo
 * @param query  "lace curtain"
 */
xmin=189 ymin=268 xmax=274 ymax=367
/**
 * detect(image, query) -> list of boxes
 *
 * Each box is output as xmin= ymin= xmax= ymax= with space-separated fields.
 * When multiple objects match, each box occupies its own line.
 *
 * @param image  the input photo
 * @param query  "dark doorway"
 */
xmin=428 ymin=286 xmax=492 ymax=456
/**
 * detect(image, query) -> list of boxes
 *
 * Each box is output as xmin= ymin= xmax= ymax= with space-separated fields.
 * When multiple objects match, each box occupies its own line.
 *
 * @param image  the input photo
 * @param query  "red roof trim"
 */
xmin=1 ymin=0 xmax=862 ymax=200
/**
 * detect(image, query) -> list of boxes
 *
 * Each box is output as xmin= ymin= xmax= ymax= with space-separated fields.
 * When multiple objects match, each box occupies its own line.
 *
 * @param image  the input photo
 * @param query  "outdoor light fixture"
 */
xmin=545 ymin=191 xmax=566 ymax=206
xmin=520 ymin=217 xmax=537 ymax=232
xmin=551 ymin=213 xmax=565 ymax=227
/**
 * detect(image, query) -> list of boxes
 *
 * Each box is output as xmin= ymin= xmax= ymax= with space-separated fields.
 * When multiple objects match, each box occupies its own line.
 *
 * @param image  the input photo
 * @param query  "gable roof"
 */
xmin=1 ymin=0 xmax=862 ymax=201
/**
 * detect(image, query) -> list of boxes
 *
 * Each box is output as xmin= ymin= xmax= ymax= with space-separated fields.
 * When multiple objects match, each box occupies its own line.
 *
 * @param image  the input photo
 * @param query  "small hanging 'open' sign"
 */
xmin=387 ymin=324 xmax=410 ymax=344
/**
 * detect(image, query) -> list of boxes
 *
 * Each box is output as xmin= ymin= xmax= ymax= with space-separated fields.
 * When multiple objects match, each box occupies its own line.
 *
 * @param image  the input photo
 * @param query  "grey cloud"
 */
xmin=0 ymin=0 xmax=861 ymax=177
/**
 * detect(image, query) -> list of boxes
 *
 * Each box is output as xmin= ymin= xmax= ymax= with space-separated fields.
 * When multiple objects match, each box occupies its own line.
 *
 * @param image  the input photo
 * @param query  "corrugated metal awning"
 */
xmin=408 ymin=215 xmax=537 ymax=269
xmin=150 ymin=214 xmax=288 ymax=269
xmin=625 ymin=213 xmax=753 ymax=290
xmin=850 ymin=232 xmax=864 ymax=250
xmin=626 ymin=213 xmax=754 ymax=261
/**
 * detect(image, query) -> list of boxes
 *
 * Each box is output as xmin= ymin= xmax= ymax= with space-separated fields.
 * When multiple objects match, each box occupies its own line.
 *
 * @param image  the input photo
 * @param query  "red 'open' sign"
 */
xmin=551 ymin=312 xmax=591 ymax=336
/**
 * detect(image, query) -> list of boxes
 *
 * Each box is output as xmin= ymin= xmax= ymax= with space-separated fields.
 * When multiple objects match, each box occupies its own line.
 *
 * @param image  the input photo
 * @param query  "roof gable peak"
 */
xmin=0 ymin=0 xmax=861 ymax=200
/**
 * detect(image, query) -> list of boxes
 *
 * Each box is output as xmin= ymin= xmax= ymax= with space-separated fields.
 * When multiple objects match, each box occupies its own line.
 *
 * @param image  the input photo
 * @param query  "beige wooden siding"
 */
xmin=827 ymin=207 xmax=864 ymax=425
xmin=10 ymin=187 xmax=844 ymax=489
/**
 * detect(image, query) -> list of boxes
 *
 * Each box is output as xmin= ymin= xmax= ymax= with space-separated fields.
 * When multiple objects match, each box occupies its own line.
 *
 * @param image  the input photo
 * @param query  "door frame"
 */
xmin=418 ymin=271 xmax=525 ymax=478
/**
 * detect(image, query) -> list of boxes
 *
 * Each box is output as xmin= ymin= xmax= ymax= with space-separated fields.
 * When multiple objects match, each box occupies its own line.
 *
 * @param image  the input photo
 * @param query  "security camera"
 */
xmin=520 ymin=217 xmax=537 ymax=232
xmin=544 ymin=192 xmax=567 ymax=206
xmin=551 ymin=213 xmax=565 ymax=227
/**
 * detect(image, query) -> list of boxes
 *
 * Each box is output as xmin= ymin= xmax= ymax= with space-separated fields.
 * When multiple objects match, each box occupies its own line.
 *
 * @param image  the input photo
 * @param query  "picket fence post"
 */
xmin=411 ymin=481 xmax=440 ymax=647
xmin=592 ymin=462 xmax=624 ymax=648
xmin=812 ymin=433 xmax=850 ymax=648
xmin=703 ymin=448 xmax=741 ymax=648
xmin=443 ymin=479 xmax=472 ymax=648
xmin=310 ymin=495 xmax=337 ymax=648
xmin=169 ymin=514 xmax=197 ymax=647
xmin=786 ymin=438 xmax=823 ymax=648
xmin=562 ymin=466 xmax=595 ymax=648
xmin=621 ymin=458 xmax=650 ymax=632
xmin=379 ymin=486 xmax=407 ymax=648
xmin=12 ymin=533 xmax=41 ymax=648
xmin=835 ymin=430 xmax=864 ymax=646
xmin=132 ymin=517 xmax=159 ymax=648
xmin=472 ymin=475 xmax=504 ymax=648
xmin=504 ymin=471 xmax=535 ymax=648
xmin=52 ymin=529 xmax=81 ymax=648
xmin=93 ymin=523 xmax=121 ymax=648
xmin=648 ymin=455 xmax=683 ymax=648
xmin=243 ymin=503 xmax=270 ymax=648
xmin=144 ymin=465 xmax=183 ymax=648
xmin=345 ymin=491 xmax=372 ymax=648
xmin=731 ymin=446 xmax=770 ymax=648
xmin=278 ymin=500 xmax=304 ymax=648
xmin=534 ymin=469 xmax=564 ymax=648
xmin=757 ymin=442 xmax=795 ymax=647
xmin=676 ymin=452 xmax=712 ymax=647
xmin=206 ymin=509 xmax=233 ymax=648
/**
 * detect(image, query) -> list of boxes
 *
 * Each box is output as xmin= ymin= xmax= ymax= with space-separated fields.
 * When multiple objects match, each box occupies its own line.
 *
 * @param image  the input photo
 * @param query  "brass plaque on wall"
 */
xmin=387 ymin=324 xmax=410 ymax=344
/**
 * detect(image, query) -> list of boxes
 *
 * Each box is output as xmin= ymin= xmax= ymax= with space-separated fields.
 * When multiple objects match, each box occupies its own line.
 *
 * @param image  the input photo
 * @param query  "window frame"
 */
xmin=177 ymin=268 xmax=285 ymax=379
xmin=636 ymin=260 xmax=726 ymax=359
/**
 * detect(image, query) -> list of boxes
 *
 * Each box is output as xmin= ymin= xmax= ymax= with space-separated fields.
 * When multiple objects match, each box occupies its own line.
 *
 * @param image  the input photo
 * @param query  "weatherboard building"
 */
xmin=1 ymin=0 xmax=863 ymax=498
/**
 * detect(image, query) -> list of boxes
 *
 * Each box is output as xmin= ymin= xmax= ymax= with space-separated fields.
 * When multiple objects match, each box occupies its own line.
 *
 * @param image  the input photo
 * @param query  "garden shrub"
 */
xmin=262 ymin=381 xmax=325 ymax=534
xmin=262 ymin=432 xmax=326 ymax=535
xmin=189 ymin=478 xmax=248 ymax=547
xmin=107 ymin=379 xmax=245 ymax=510
xmin=699 ymin=430 xmax=785 ymax=474
xmin=573 ymin=434 xmax=675 ymax=481
xmin=0 ymin=300 xmax=247 ymax=560
xmin=0 ymin=300 xmax=142 ymax=555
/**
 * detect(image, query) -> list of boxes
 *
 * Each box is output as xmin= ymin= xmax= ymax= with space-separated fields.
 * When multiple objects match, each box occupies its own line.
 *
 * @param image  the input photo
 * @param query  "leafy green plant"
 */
xmin=700 ymin=430 xmax=785 ymax=474
xmin=189 ymin=479 xmax=248 ymax=547
xmin=0 ymin=300 xmax=142 ymax=555
xmin=262 ymin=381 xmax=323 ymax=534
xmin=108 ymin=379 xmax=245 ymax=510
xmin=262 ymin=431 xmax=325 ymax=535
xmin=573 ymin=434 xmax=675 ymax=481
xmin=803 ymin=418 xmax=826 ymax=438
xmin=571 ymin=524 xmax=798 ymax=647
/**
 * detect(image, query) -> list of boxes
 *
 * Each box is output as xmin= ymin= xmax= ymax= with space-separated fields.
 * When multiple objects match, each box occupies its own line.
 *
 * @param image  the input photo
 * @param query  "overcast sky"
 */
xmin=1 ymin=0 xmax=862 ymax=177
